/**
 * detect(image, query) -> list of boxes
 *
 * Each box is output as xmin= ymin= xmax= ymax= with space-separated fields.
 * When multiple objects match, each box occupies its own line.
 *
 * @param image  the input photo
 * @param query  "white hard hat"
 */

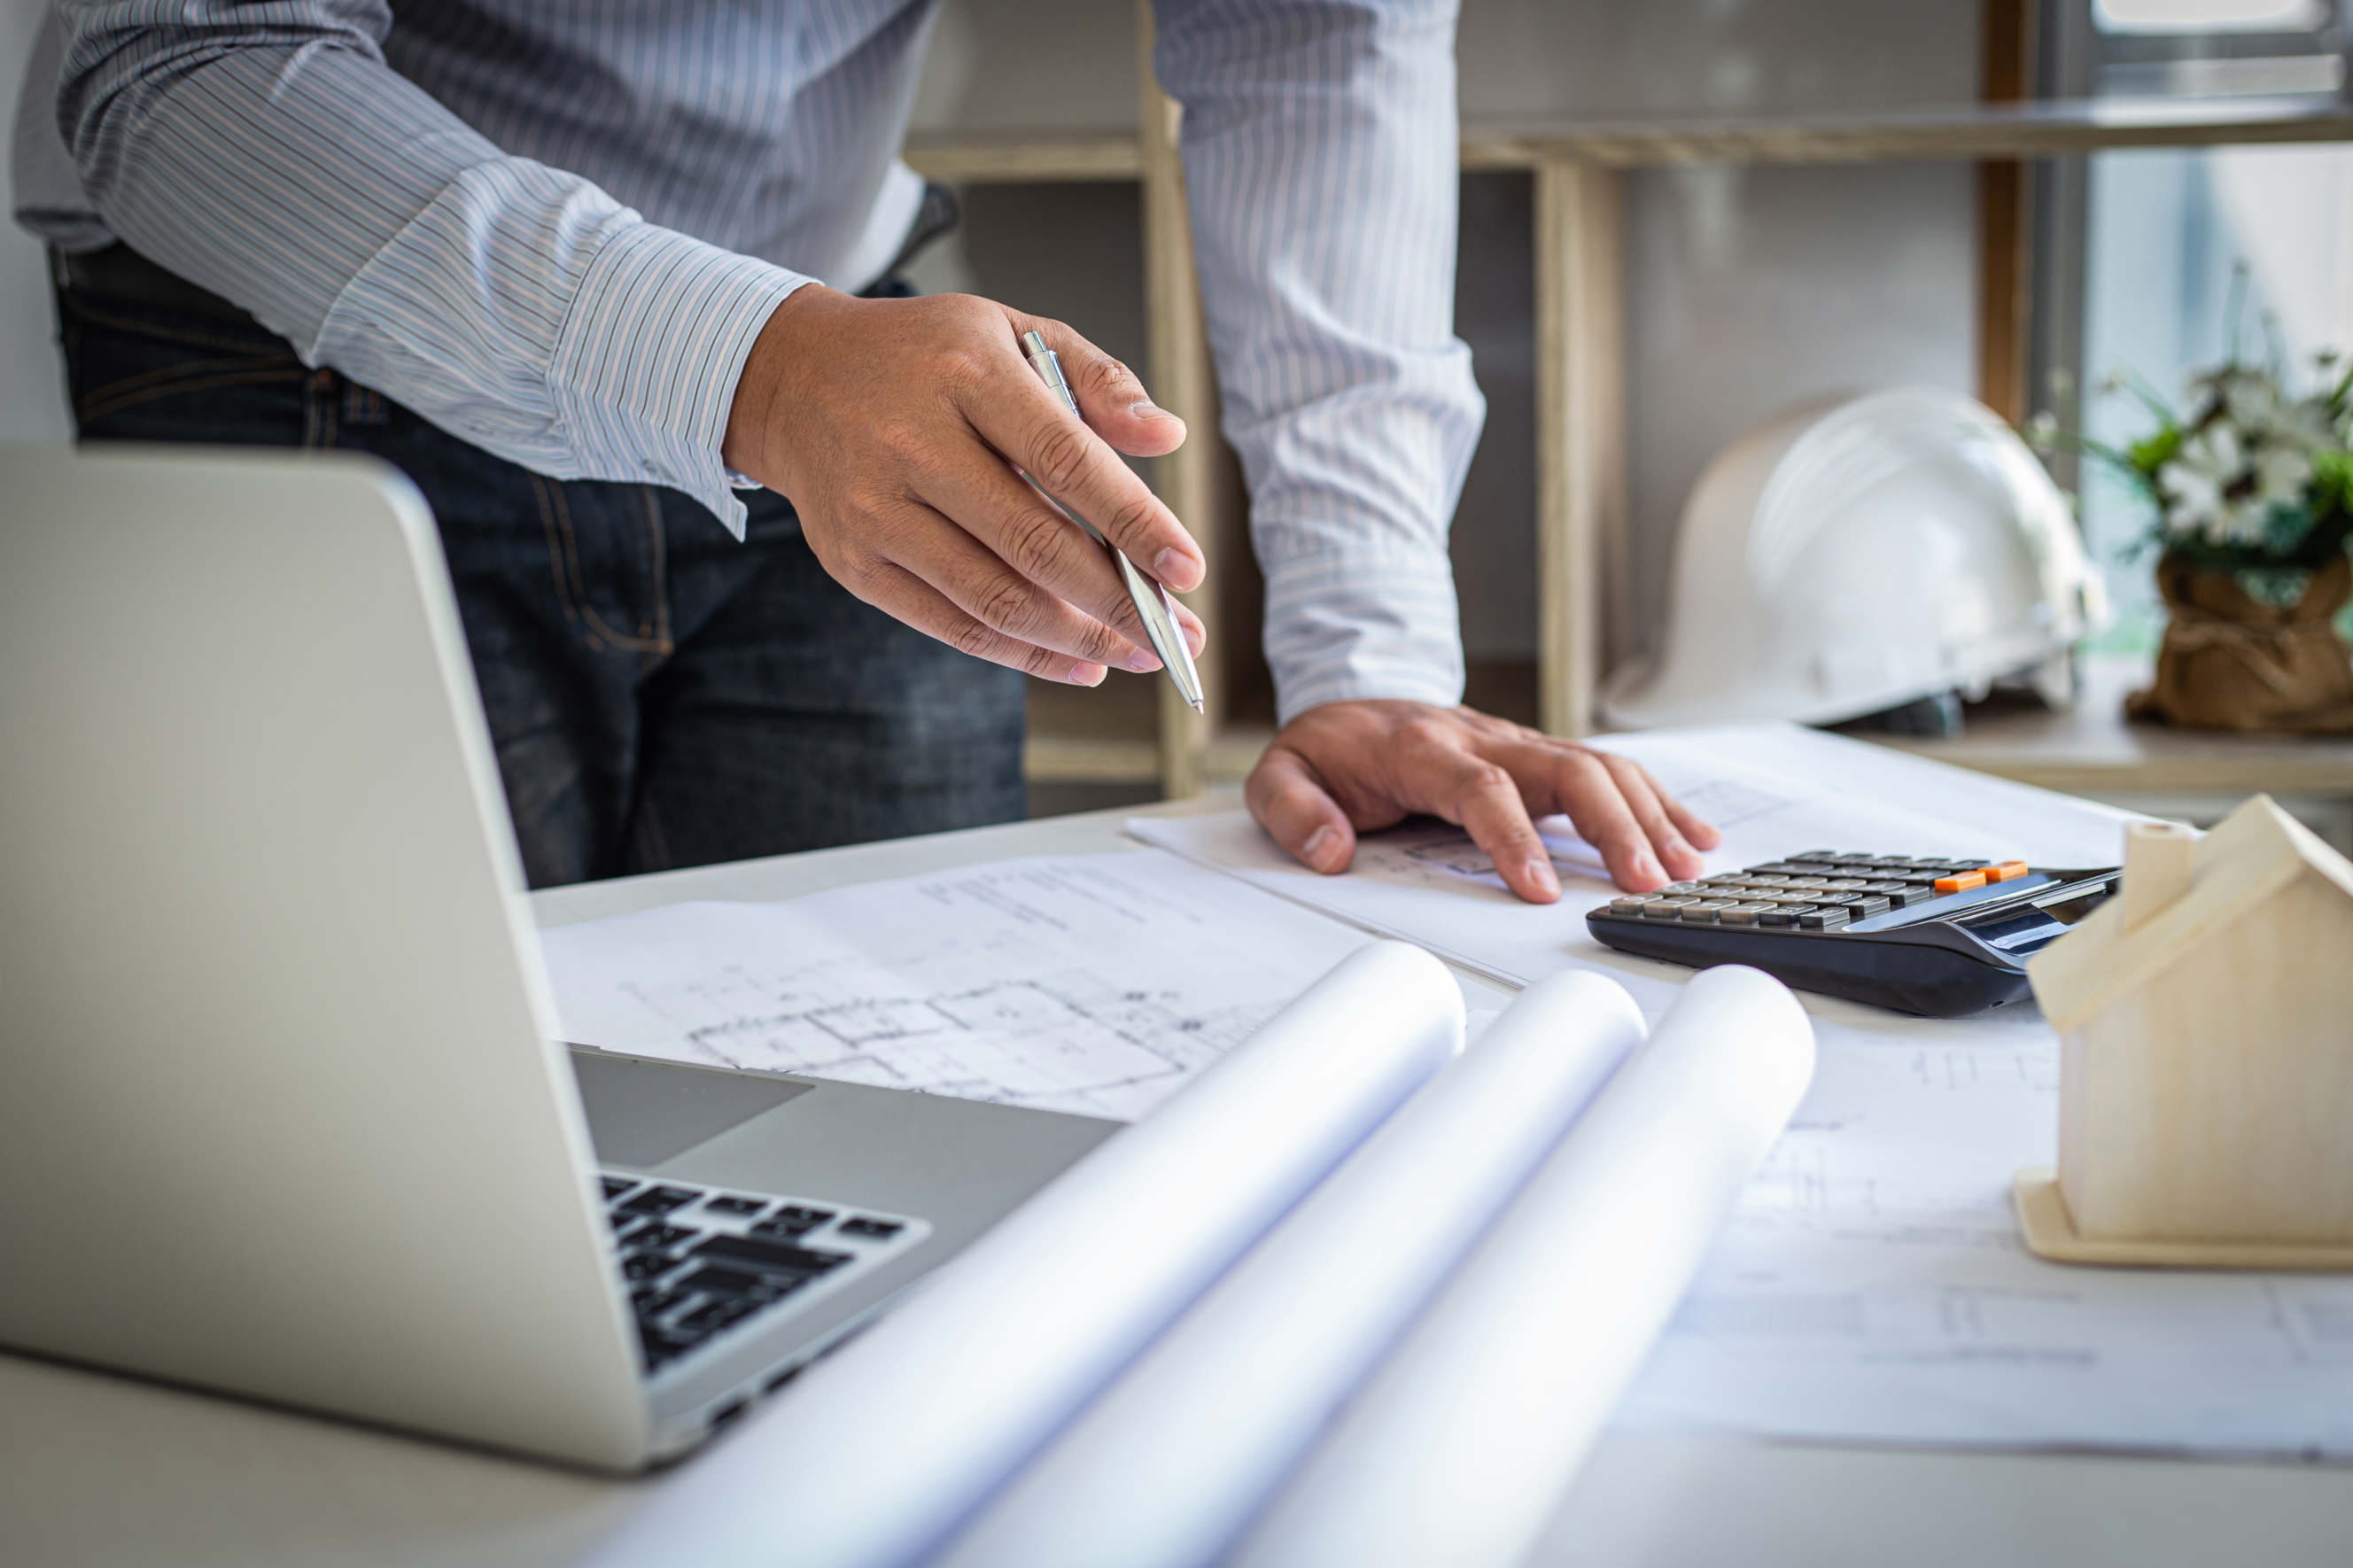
xmin=1601 ymin=386 xmax=2107 ymax=730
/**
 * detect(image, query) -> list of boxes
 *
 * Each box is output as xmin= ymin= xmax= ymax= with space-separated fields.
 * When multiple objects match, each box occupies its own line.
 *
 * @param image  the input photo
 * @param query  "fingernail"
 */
xmin=1132 ymin=400 xmax=1175 ymax=422
xmin=1068 ymin=662 xmax=1107 ymax=687
xmin=1302 ymin=825 xmax=1338 ymax=868
xmin=1526 ymin=857 xmax=1561 ymax=898
xmin=1635 ymin=852 xmax=1664 ymax=885
xmin=1153 ymin=547 xmax=1203 ymax=592
xmin=1124 ymin=644 xmax=1161 ymax=672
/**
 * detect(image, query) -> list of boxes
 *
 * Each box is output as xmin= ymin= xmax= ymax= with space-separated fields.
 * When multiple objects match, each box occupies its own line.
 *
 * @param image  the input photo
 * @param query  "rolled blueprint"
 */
xmin=930 ymin=969 xmax=1648 ymax=1568
xmin=1231 ymin=964 xmax=1815 ymax=1568
xmin=574 ymin=940 xmax=1463 ymax=1568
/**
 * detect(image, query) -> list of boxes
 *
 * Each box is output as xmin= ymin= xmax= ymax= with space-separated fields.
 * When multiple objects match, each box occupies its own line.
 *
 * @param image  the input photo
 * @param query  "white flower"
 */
xmin=2269 ymin=392 xmax=2335 ymax=454
xmin=2201 ymin=366 xmax=2282 ymax=431
xmin=2252 ymin=442 xmax=2314 ymax=509
xmin=2156 ymin=423 xmax=2240 ymax=544
xmin=2155 ymin=423 xmax=2278 ymax=546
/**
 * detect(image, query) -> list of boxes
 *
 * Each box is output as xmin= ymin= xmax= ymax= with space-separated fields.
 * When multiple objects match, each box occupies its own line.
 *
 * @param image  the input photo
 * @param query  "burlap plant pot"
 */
xmin=2126 ymin=550 xmax=2353 ymax=734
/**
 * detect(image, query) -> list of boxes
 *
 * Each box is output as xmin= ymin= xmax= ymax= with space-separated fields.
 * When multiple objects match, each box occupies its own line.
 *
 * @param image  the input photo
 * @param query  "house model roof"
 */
xmin=2027 ymin=794 xmax=2353 ymax=1034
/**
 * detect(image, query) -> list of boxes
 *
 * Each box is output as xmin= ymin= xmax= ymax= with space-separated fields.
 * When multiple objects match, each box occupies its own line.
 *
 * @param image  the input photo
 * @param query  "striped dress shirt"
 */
xmin=14 ymin=1 xmax=1485 ymax=721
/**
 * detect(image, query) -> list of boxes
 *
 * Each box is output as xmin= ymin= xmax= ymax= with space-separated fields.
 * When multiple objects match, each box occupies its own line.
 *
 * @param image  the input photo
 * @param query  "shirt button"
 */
xmin=641 ymin=459 xmax=668 ymax=480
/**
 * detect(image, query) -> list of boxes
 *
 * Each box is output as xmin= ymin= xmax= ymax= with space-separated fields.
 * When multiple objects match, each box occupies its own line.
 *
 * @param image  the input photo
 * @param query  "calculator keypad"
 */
xmin=1596 ymin=851 xmax=2015 ymax=930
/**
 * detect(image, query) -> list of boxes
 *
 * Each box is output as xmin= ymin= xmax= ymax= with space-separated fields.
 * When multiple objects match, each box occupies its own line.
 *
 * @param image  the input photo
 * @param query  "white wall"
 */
xmin=0 ymin=4 xmax=69 ymax=445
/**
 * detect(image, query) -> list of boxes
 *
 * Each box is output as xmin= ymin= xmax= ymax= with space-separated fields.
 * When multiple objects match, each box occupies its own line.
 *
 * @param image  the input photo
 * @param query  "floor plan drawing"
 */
xmin=612 ymin=965 xmax=1275 ymax=1118
xmin=539 ymin=852 xmax=1374 ymax=1122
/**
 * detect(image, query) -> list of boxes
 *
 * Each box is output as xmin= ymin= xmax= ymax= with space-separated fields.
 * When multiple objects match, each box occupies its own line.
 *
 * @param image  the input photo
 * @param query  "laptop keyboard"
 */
xmin=600 ymin=1172 xmax=926 ymax=1378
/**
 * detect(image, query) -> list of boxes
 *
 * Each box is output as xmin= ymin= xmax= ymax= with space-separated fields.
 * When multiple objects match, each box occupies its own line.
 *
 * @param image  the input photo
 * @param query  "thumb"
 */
xmin=1018 ymin=314 xmax=1187 ymax=459
xmin=1246 ymin=745 xmax=1355 ymax=875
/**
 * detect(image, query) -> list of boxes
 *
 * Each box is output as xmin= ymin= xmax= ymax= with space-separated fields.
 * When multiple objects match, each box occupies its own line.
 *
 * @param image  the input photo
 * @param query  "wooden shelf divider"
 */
xmin=1136 ymin=0 xmax=1222 ymax=798
xmin=1534 ymin=161 xmax=1622 ymax=739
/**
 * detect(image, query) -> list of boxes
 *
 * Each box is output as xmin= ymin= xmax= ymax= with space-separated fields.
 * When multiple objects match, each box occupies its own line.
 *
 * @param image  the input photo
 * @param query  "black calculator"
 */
xmin=1585 ymin=850 xmax=2122 ymax=1018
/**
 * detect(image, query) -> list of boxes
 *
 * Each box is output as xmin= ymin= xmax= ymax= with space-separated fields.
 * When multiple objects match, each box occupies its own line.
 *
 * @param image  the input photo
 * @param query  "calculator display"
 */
xmin=1951 ymin=881 xmax=2116 ymax=954
xmin=2029 ymin=884 xmax=2111 ymax=926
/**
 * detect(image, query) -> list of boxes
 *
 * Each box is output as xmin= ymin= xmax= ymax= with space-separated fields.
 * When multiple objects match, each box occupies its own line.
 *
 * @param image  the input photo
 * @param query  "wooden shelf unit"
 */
xmin=908 ymin=87 xmax=2353 ymax=798
xmin=1856 ymin=654 xmax=2353 ymax=802
xmin=910 ymin=93 xmax=2353 ymax=182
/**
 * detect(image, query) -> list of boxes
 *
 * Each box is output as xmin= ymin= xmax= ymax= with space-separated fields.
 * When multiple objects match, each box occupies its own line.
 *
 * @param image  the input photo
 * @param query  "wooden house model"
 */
xmin=2015 ymin=796 xmax=2353 ymax=1269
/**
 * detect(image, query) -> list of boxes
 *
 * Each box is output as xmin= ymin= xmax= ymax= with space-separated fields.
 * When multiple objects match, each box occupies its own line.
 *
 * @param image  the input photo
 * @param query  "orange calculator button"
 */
xmin=1986 ymin=860 xmax=2030 ymax=882
xmin=1933 ymin=871 xmax=1987 ymax=895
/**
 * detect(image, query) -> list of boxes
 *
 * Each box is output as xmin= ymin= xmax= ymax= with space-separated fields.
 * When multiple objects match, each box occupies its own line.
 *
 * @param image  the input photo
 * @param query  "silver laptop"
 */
xmin=0 ymin=444 xmax=1117 ymax=1471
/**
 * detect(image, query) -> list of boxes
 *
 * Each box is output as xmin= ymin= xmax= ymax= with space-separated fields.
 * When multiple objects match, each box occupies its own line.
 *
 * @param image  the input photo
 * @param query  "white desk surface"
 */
xmin=12 ymin=796 xmax=2353 ymax=1568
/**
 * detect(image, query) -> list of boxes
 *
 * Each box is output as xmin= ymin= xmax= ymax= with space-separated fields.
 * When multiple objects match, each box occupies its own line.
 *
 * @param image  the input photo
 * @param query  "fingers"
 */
xmin=1245 ymin=702 xmax=1728 ymax=902
xmin=1593 ymin=754 xmax=1711 ymax=881
xmin=1498 ymin=744 xmax=1673 ymax=893
xmin=1437 ymin=755 xmax=1563 ymax=904
xmin=913 ymin=443 xmax=1168 ymax=661
xmin=960 ymin=320 xmax=1205 ymax=592
xmin=852 ymin=559 xmax=1113 ymax=686
xmin=869 ymin=496 xmax=1158 ymax=672
xmin=1245 ymin=746 xmax=1355 ymax=874
xmin=1172 ymin=599 xmax=1205 ymax=657
xmin=1024 ymin=315 xmax=1188 ymax=460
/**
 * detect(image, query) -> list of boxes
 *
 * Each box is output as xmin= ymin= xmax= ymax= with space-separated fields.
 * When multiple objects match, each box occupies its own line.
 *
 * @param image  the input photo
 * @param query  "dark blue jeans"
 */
xmin=56 ymin=279 xmax=1026 ymax=889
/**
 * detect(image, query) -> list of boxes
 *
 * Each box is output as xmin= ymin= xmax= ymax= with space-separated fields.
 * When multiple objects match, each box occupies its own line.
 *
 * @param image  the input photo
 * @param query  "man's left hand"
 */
xmin=1245 ymin=701 xmax=1720 ymax=902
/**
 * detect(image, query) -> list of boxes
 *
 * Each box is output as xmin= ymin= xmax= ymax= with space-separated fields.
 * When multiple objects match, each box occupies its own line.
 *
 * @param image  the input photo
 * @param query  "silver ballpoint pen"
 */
xmin=1015 ymin=329 xmax=1206 ymax=712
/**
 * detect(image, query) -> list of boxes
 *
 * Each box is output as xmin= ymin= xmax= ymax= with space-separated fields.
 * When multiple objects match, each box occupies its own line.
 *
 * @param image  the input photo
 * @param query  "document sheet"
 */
xmin=1129 ymin=724 xmax=2353 ymax=1462
xmin=538 ymin=851 xmax=1371 ymax=1122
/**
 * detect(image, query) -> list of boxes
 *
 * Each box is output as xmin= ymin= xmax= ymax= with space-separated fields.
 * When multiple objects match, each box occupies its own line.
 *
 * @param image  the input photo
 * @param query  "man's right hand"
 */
xmin=722 ymin=286 xmax=1207 ymax=686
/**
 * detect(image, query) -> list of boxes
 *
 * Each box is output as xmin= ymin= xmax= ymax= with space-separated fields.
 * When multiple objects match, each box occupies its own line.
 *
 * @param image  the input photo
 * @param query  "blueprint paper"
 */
xmin=934 ymin=971 xmax=1647 ymax=1568
xmin=536 ymin=850 xmax=1372 ymax=1121
xmin=573 ymin=943 xmax=1463 ymax=1568
xmin=1626 ymin=1013 xmax=2353 ymax=1459
xmin=1127 ymin=729 xmax=2353 ymax=1462
xmin=1234 ymin=966 xmax=1816 ymax=1568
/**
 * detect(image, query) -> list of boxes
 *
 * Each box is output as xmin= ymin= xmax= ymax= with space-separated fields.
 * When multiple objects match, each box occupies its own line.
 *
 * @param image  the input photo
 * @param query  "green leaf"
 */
xmin=2312 ymin=448 xmax=2353 ymax=510
xmin=2125 ymin=425 xmax=2182 ymax=477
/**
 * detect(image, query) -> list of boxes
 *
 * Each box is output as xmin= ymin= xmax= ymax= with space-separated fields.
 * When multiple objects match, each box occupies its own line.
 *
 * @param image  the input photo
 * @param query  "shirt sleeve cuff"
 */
xmin=1259 ymin=542 xmax=1467 ymax=726
xmin=547 ymin=222 xmax=812 ymax=538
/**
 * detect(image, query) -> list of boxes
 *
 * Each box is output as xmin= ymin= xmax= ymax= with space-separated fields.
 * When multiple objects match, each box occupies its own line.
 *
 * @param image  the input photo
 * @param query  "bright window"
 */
xmin=2075 ymin=145 xmax=2353 ymax=651
xmin=2096 ymin=0 xmax=2326 ymax=33
xmin=2038 ymin=0 xmax=2353 ymax=652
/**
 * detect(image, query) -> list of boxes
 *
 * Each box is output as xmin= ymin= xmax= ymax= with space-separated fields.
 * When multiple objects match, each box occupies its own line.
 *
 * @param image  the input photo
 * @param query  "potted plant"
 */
xmin=2033 ymin=347 xmax=2353 ymax=734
